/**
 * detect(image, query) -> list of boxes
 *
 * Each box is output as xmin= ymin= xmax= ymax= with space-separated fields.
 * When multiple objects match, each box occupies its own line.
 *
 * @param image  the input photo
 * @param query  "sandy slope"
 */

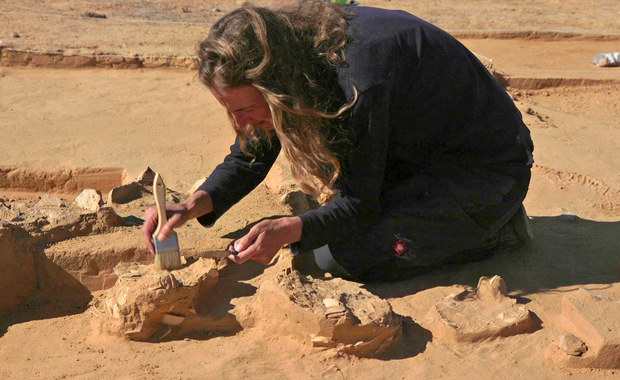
xmin=1 ymin=1 xmax=619 ymax=379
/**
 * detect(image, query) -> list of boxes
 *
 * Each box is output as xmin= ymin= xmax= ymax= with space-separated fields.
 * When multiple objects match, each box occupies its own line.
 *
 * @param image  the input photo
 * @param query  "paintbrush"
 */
xmin=152 ymin=172 xmax=182 ymax=271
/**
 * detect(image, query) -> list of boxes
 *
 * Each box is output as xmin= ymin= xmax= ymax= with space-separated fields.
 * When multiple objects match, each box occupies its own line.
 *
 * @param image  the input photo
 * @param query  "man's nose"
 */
xmin=232 ymin=113 xmax=250 ymax=130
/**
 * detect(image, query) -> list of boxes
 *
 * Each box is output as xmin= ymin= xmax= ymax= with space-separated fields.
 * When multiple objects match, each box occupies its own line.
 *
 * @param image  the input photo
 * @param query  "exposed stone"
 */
xmin=92 ymin=258 xmax=223 ymax=341
xmin=425 ymin=276 xmax=537 ymax=343
xmin=187 ymin=177 xmax=207 ymax=195
xmin=136 ymin=167 xmax=156 ymax=186
xmin=108 ymin=182 xmax=144 ymax=204
xmin=547 ymin=289 xmax=619 ymax=369
xmin=73 ymin=188 xmax=104 ymax=212
xmin=35 ymin=206 xmax=125 ymax=243
xmin=36 ymin=194 xmax=66 ymax=208
xmin=558 ymin=333 xmax=588 ymax=356
xmin=3 ymin=195 xmax=124 ymax=240
xmin=0 ymin=224 xmax=37 ymax=313
xmin=248 ymin=253 xmax=402 ymax=357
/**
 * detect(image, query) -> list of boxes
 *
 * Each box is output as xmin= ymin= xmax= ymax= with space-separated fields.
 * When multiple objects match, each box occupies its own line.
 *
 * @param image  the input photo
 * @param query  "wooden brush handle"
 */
xmin=152 ymin=172 xmax=168 ymax=238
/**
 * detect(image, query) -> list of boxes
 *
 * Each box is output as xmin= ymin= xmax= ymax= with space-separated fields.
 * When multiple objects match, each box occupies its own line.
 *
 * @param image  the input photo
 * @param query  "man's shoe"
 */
xmin=512 ymin=204 xmax=534 ymax=242
xmin=489 ymin=204 xmax=533 ymax=248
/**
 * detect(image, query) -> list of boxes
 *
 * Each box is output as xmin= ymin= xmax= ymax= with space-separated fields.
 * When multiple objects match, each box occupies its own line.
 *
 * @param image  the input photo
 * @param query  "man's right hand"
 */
xmin=141 ymin=190 xmax=213 ymax=254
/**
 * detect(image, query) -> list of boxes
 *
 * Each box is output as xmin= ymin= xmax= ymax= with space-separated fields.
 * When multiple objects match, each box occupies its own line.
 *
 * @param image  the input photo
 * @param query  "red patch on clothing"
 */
xmin=393 ymin=239 xmax=408 ymax=256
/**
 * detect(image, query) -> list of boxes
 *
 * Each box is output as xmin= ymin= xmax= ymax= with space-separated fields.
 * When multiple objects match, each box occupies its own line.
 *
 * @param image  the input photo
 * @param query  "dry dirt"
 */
xmin=1 ymin=1 xmax=619 ymax=379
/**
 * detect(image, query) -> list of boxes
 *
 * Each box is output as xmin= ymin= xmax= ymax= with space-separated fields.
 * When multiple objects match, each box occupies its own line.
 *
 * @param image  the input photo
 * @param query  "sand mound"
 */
xmin=425 ymin=276 xmax=538 ymax=343
xmin=547 ymin=288 xmax=619 ymax=369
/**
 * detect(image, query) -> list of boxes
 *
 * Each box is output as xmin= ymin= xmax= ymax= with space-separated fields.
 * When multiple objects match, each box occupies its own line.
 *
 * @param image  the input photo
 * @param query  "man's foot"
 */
xmin=477 ymin=204 xmax=533 ymax=252
xmin=497 ymin=204 xmax=533 ymax=247
xmin=440 ymin=205 xmax=532 ymax=266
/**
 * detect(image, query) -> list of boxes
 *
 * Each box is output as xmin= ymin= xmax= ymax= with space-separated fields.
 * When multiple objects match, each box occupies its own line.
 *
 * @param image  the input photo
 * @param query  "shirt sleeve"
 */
xmin=290 ymin=83 xmax=392 ymax=253
xmin=195 ymin=134 xmax=281 ymax=227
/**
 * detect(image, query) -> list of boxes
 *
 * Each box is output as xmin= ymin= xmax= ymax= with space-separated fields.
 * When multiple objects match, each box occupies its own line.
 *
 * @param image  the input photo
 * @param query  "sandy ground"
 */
xmin=1 ymin=1 xmax=619 ymax=379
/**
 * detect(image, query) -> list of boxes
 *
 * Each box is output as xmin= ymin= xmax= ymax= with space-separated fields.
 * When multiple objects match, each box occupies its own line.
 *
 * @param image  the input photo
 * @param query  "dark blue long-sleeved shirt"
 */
xmin=196 ymin=7 xmax=534 ymax=254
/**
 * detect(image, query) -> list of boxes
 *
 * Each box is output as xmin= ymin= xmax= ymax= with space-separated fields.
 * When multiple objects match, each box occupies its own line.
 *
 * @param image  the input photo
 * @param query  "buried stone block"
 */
xmin=91 ymin=258 xmax=224 ymax=341
xmin=249 ymin=259 xmax=402 ymax=357
xmin=546 ymin=288 xmax=619 ymax=369
xmin=107 ymin=182 xmax=144 ymax=204
xmin=44 ymin=229 xmax=152 ymax=292
xmin=425 ymin=275 xmax=537 ymax=343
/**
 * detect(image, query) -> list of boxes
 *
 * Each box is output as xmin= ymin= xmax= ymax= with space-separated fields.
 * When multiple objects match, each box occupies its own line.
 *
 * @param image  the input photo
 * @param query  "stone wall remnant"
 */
xmin=249 ymin=257 xmax=402 ymax=357
xmin=92 ymin=258 xmax=227 ymax=341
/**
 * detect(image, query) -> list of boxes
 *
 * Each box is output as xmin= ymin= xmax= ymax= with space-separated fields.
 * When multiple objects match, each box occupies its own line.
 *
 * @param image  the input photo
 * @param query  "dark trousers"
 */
xmin=328 ymin=169 xmax=531 ymax=282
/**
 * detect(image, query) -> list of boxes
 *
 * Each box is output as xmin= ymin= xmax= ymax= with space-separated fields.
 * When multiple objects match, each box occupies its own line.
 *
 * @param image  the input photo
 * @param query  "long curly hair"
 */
xmin=198 ymin=0 xmax=357 ymax=198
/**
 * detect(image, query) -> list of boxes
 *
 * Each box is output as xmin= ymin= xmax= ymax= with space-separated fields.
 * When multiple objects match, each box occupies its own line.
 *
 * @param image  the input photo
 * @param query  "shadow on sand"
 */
xmin=0 ymin=252 xmax=92 ymax=338
xmin=364 ymin=215 xmax=620 ymax=299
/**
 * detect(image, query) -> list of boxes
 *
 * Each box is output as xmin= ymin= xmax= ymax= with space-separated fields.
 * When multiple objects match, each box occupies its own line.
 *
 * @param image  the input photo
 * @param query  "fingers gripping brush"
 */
xmin=152 ymin=172 xmax=182 ymax=271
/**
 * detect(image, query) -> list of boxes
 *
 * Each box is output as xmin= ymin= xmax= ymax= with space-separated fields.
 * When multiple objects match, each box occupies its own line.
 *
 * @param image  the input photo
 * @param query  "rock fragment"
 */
xmin=136 ymin=167 xmax=156 ymax=186
xmin=73 ymin=188 xmax=105 ymax=212
xmin=558 ymin=333 xmax=588 ymax=356
xmin=425 ymin=275 xmax=537 ymax=343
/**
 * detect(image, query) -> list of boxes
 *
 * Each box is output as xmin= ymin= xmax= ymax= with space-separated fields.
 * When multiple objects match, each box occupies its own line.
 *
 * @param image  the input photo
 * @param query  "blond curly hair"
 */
xmin=198 ymin=1 xmax=357 ymax=198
